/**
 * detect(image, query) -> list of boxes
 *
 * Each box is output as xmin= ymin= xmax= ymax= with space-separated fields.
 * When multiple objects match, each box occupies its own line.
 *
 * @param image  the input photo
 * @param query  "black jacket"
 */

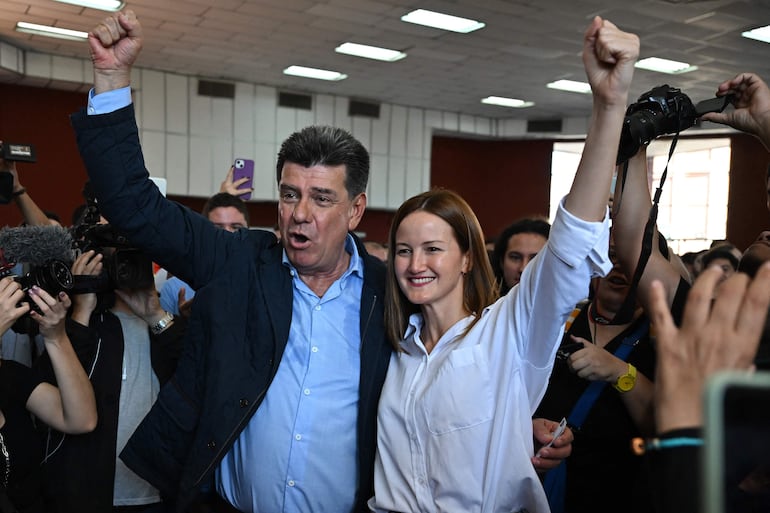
xmin=71 ymin=105 xmax=392 ymax=512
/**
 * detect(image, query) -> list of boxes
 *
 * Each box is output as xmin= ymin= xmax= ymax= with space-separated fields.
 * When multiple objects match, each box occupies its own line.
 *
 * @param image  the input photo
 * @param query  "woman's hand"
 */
xmin=28 ymin=287 xmax=71 ymax=344
xmin=0 ymin=277 xmax=29 ymax=334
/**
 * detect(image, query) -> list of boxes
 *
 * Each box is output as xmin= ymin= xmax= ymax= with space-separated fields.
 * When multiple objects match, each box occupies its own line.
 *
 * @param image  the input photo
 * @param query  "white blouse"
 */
xmin=369 ymin=199 xmax=611 ymax=513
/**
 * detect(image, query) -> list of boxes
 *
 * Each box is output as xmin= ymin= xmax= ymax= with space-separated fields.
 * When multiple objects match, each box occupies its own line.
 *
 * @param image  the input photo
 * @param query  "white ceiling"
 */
xmin=1 ymin=0 xmax=769 ymax=121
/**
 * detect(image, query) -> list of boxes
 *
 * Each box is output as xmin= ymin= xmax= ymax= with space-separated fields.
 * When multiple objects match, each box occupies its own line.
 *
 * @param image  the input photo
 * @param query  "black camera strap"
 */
xmin=613 ymin=133 xmax=679 ymax=324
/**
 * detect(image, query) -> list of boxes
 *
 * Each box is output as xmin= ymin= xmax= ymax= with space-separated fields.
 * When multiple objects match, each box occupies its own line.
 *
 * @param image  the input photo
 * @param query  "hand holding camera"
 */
xmin=0 ymin=277 xmax=29 ymax=334
xmin=70 ymin=250 xmax=103 ymax=326
xmin=700 ymin=72 xmax=770 ymax=151
xmin=27 ymin=286 xmax=71 ymax=345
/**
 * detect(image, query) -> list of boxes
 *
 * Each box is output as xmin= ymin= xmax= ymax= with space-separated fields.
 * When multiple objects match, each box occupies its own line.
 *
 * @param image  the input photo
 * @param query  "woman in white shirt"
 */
xmin=369 ymin=16 xmax=640 ymax=513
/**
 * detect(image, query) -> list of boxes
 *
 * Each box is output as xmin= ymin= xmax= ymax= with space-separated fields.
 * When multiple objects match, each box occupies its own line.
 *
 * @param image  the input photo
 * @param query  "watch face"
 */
xmin=618 ymin=376 xmax=635 ymax=390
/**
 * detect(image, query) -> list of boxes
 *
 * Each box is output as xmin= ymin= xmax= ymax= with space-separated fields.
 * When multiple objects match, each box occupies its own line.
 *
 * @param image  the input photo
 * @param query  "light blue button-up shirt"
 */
xmin=217 ymin=234 xmax=363 ymax=512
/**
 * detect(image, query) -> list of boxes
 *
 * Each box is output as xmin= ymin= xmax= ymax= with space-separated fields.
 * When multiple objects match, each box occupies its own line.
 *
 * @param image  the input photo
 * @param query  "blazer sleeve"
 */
xmin=70 ymin=105 xmax=273 ymax=289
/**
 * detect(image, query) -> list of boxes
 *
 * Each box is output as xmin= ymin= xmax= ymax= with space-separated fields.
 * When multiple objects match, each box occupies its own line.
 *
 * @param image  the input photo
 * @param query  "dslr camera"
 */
xmin=0 ymin=261 xmax=73 ymax=335
xmin=71 ymin=184 xmax=154 ymax=293
xmin=12 ymin=261 xmax=74 ymax=313
xmin=616 ymin=85 xmax=733 ymax=165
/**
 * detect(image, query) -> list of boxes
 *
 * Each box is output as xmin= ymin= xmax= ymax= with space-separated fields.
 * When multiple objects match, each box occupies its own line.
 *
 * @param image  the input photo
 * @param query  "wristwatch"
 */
xmin=613 ymin=363 xmax=637 ymax=393
xmin=150 ymin=311 xmax=174 ymax=335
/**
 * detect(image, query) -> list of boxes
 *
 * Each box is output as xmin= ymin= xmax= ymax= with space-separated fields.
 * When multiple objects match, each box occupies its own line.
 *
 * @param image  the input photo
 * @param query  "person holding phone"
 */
xmin=368 ymin=16 xmax=639 ymax=512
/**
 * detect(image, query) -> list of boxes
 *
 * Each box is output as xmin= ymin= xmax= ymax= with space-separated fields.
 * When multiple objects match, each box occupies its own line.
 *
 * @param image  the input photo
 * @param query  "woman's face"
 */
xmin=393 ymin=211 xmax=469 ymax=310
xmin=501 ymin=232 xmax=547 ymax=288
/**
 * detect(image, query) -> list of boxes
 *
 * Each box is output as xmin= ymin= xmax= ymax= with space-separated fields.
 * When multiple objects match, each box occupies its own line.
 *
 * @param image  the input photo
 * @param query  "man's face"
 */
xmin=278 ymin=162 xmax=366 ymax=278
xmin=208 ymin=206 xmax=247 ymax=232
xmin=501 ymin=232 xmax=547 ymax=288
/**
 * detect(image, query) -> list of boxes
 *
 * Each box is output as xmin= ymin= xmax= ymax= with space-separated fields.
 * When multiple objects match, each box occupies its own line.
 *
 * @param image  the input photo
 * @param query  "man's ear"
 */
xmin=348 ymin=192 xmax=367 ymax=231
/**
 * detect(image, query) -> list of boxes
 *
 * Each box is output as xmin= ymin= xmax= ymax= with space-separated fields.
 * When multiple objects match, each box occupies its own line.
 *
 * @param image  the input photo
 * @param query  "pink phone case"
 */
xmin=232 ymin=158 xmax=254 ymax=200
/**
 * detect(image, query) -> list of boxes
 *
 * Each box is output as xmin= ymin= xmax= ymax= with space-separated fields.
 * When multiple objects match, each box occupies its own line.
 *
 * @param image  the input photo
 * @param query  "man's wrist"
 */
xmin=11 ymin=187 xmax=26 ymax=198
xmin=93 ymin=70 xmax=132 ymax=95
xmin=149 ymin=311 xmax=174 ymax=335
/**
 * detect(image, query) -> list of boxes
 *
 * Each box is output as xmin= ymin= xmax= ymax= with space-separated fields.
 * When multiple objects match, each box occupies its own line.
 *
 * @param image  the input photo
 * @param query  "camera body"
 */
xmin=71 ymin=185 xmax=154 ymax=293
xmin=616 ymin=85 xmax=698 ymax=165
xmin=0 ymin=260 xmax=74 ymax=334
xmin=0 ymin=142 xmax=37 ymax=163
xmin=74 ymin=222 xmax=154 ymax=291
xmin=14 ymin=261 xmax=74 ymax=312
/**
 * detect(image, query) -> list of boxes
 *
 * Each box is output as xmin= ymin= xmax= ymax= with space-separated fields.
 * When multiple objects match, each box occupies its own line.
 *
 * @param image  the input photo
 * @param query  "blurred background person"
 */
xmin=491 ymin=216 xmax=550 ymax=295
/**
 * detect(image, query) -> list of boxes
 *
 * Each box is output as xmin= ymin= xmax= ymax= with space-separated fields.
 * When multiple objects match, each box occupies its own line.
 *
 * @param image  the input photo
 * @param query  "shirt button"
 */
xmin=239 ymin=398 xmax=249 ymax=408
xmin=312 ymin=347 xmax=318 ymax=353
xmin=315 ymin=305 xmax=321 ymax=311
xmin=418 ymin=477 xmax=425 ymax=485
xmin=290 ymin=270 xmax=295 ymax=277
xmin=295 ymin=434 xmax=302 ymax=441
xmin=207 ymin=440 xmax=216 ymax=450
xmin=304 ymin=389 xmax=310 ymax=395
xmin=88 ymin=107 xmax=95 ymax=114
xmin=288 ymin=480 xmax=295 ymax=487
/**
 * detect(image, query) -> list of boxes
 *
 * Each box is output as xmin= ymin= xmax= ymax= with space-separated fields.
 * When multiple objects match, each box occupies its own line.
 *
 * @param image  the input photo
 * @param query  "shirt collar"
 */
xmin=281 ymin=233 xmax=364 ymax=281
xmin=399 ymin=312 xmax=475 ymax=352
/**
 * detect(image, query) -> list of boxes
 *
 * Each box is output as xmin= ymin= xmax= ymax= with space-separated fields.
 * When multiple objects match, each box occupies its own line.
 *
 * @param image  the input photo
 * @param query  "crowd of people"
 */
xmin=1 ymin=7 xmax=769 ymax=513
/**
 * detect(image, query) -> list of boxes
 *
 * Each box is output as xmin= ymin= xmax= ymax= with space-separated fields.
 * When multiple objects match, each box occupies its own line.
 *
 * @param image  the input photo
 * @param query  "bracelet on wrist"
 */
xmin=11 ymin=188 xmax=26 ymax=197
xmin=644 ymin=436 xmax=703 ymax=453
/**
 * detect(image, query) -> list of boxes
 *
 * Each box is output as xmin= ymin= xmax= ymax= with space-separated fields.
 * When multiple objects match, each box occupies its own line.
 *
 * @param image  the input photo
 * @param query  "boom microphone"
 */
xmin=0 ymin=225 xmax=74 ymax=269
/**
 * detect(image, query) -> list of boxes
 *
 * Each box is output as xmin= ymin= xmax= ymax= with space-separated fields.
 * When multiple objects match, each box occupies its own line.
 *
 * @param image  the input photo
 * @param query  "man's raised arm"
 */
xmin=89 ymin=9 xmax=142 ymax=95
xmin=72 ymin=10 xmax=248 ymax=289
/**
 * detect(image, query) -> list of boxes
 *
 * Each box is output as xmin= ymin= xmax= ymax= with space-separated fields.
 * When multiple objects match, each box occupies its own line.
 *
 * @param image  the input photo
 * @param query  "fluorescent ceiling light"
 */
xmin=742 ymin=25 xmax=770 ymax=44
xmin=635 ymin=57 xmax=697 ymax=74
xmin=335 ymin=42 xmax=406 ymax=62
xmin=53 ymin=0 xmax=125 ymax=11
xmin=15 ymin=21 xmax=88 ymax=41
xmin=547 ymin=79 xmax=591 ymax=94
xmin=481 ymin=96 xmax=535 ymax=108
xmin=401 ymin=9 xmax=485 ymax=33
xmin=283 ymin=65 xmax=347 ymax=81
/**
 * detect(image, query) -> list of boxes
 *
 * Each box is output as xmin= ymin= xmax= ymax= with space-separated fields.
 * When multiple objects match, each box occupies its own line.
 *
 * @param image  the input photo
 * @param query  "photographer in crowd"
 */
xmin=0 ymin=277 xmax=96 ymax=513
xmin=38 ymin=210 xmax=186 ymax=512
xmin=607 ymin=70 xmax=770 ymax=513
xmin=0 ymin=145 xmax=59 ymax=366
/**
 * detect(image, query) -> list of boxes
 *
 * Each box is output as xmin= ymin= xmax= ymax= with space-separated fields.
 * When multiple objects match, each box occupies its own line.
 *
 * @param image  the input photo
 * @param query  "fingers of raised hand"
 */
xmin=92 ymin=15 xmax=125 ymax=46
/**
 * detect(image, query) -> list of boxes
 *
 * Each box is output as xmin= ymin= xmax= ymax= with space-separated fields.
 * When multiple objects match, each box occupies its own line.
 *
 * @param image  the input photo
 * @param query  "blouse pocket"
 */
xmin=423 ymin=345 xmax=494 ymax=435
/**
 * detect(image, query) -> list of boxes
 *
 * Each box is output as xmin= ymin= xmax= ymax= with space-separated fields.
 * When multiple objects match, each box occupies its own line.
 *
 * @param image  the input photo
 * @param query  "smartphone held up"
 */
xmin=232 ymin=158 xmax=254 ymax=200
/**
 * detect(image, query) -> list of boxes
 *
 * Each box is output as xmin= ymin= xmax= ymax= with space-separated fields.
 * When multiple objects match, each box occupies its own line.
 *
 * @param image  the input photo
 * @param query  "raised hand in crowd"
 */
xmin=701 ymin=73 xmax=770 ymax=150
xmin=219 ymin=166 xmax=253 ymax=198
xmin=88 ymin=9 xmax=142 ymax=94
xmin=649 ymin=263 xmax=770 ymax=434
